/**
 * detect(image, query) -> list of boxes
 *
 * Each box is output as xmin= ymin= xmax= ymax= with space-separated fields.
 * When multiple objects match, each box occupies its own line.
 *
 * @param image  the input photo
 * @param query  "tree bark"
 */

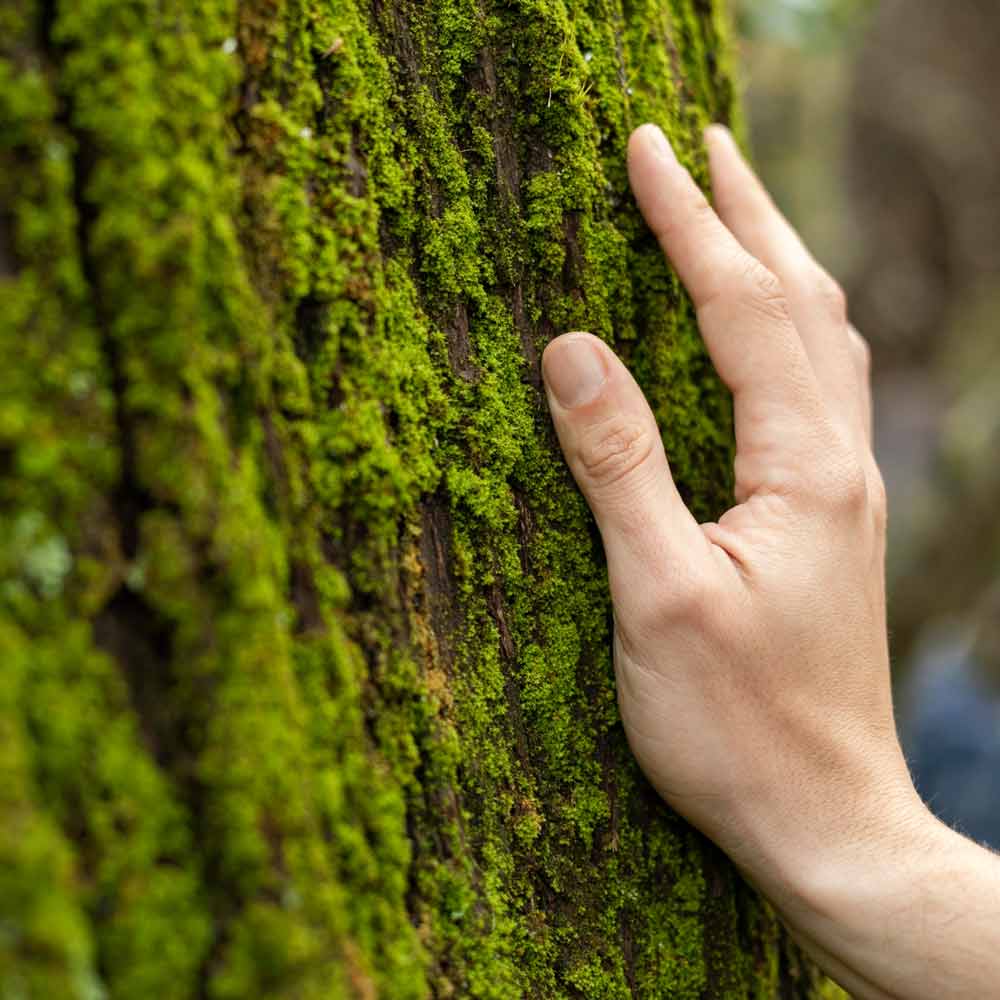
xmin=1 ymin=1 xmax=831 ymax=996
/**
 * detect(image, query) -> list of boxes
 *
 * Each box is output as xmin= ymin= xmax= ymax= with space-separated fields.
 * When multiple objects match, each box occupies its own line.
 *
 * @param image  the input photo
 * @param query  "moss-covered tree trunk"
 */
xmin=1 ymin=1 xmax=830 ymax=997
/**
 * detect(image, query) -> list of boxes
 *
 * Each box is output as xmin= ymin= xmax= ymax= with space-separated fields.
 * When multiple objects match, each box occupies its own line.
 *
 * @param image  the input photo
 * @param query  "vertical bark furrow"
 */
xmin=1 ymin=0 xmax=831 ymax=996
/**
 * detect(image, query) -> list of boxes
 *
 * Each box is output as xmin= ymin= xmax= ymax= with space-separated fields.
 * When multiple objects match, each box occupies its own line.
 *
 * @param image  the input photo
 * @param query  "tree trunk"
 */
xmin=1 ymin=1 xmax=830 ymax=997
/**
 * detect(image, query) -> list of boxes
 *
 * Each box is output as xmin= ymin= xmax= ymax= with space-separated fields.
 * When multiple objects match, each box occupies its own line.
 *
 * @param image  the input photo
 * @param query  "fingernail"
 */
xmin=642 ymin=123 xmax=677 ymax=164
xmin=544 ymin=336 xmax=608 ymax=409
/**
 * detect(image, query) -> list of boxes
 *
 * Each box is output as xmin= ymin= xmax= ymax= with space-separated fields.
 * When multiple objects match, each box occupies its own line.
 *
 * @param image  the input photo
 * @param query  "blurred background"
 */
xmin=738 ymin=0 xmax=1000 ymax=846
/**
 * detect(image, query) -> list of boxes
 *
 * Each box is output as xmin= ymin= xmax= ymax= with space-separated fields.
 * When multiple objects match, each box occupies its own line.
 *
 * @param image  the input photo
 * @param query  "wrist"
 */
xmin=776 ymin=802 xmax=1000 ymax=1000
xmin=723 ymin=738 xmax=929 ymax=905
xmin=754 ymin=779 xmax=958 ymax=999
xmin=780 ymin=782 xmax=939 ymax=927
xmin=723 ymin=743 xmax=936 ymax=927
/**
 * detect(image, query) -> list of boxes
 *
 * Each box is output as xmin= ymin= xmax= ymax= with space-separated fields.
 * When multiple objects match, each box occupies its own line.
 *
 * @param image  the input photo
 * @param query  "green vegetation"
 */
xmin=1 ymin=0 xmax=828 ymax=996
xmin=736 ymin=0 xmax=873 ymax=49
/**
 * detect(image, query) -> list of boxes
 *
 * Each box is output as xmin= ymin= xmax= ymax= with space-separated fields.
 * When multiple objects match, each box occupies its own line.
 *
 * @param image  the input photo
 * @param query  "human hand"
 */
xmin=542 ymin=121 xmax=1000 ymax=1000
xmin=542 ymin=124 xmax=926 ymax=914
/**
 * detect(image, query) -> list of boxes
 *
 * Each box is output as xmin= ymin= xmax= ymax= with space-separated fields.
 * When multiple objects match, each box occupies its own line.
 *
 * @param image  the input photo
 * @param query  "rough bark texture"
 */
xmin=1 ymin=1 xmax=832 ymax=997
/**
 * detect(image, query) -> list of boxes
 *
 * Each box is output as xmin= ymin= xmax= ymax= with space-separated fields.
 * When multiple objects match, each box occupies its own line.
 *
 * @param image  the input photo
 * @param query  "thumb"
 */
xmin=542 ymin=333 xmax=703 ymax=588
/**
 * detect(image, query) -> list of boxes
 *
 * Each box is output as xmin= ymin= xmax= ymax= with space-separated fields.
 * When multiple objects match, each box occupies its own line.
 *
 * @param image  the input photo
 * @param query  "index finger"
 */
xmin=627 ymin=124 xmax=825 ymax=495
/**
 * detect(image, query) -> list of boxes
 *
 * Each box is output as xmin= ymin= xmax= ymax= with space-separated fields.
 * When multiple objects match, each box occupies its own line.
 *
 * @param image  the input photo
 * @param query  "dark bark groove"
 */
xmin=0 ymin=0 xmax=834 ymax=996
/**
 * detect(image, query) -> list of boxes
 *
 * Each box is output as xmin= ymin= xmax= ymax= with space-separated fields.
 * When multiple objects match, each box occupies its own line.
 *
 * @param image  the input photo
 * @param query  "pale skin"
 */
xmin=541 ymin=123 xmax=1000 ymax=999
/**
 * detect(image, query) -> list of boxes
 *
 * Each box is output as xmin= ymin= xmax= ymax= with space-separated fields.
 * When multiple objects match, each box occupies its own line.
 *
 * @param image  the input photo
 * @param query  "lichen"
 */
xmin=0 ymin=0 xmax=828 ymax=997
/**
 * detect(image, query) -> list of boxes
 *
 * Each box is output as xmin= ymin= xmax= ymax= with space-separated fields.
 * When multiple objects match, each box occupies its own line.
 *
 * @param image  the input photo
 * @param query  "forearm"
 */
xmin=768 ymin=802 xmax=1000 ymax=999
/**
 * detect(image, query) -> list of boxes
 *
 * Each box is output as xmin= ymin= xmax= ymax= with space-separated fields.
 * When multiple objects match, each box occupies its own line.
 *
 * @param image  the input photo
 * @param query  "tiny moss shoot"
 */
xmin=0 ymin=0 xmax=830 ymax=997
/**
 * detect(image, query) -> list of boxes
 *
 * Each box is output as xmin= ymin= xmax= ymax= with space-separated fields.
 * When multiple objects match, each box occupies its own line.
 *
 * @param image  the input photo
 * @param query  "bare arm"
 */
xmin=541 ymin=123 xmax=1000 ymax=999
xmin=782 ymin=816 xmax=1000 ymax=998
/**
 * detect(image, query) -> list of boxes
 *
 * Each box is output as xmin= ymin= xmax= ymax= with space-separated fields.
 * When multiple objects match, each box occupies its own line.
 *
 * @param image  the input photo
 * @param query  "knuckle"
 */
xmin=826 ymin=457 xmax=869 ymax=514
xmin=868 ymin=468 xmax=888 ymax=530
xmin=577 ymin=416 xmax=656 ymax=491
xmin=813 ymin=271 xmax=849 ymax=324
xmin=740 ymin=259 xmax=793 ymax=325
xmin=690 ymin=190 xmax=718 ymax=229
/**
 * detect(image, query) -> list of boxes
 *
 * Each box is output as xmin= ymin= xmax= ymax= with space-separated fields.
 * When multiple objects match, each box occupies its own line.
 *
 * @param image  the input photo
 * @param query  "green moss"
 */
xmin=1 ymin=0 xmax=825 ymax=996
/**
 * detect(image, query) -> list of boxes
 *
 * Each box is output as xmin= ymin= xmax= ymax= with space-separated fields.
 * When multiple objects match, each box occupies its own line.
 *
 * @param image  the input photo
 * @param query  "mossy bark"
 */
xmin=1 ymin=1 xmax=830 ymax=997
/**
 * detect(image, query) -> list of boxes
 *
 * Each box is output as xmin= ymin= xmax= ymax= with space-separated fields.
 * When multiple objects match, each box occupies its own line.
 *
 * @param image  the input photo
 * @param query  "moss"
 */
xmin=1 ymin=0 xmax=827 ymax=997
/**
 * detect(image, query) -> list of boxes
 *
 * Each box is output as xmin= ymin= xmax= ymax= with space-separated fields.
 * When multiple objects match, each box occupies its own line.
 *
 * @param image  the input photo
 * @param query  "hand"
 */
xmin=543 ymin=124 xmax=939 ymax=994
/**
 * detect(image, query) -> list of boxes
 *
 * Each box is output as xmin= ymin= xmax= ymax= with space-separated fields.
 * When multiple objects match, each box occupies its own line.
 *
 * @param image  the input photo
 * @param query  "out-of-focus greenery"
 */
xmin=737 ymin=0 xmax=862 ymax=286
xmin=737 ymin=0 xmax=873 ymax=50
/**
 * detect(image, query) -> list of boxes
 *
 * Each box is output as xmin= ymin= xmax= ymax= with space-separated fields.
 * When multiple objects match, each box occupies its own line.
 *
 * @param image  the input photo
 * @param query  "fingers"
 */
xmin=704 ymin=124 xmax=868 ymax=450
xmin=627 ymin=124 xmax=825 ymax=495
xmin=541 ymin=333 xmax=707 ymax=589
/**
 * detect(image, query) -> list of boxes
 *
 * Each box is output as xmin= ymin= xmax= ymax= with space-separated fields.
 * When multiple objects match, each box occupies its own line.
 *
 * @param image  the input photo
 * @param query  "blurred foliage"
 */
xmin=844 ymin=0 xmax=1000 ymax=667
xmin=736 ymin=0 xmax=873 ymax=50
xmin=736 ymin=0 xmax=862 ymax=289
